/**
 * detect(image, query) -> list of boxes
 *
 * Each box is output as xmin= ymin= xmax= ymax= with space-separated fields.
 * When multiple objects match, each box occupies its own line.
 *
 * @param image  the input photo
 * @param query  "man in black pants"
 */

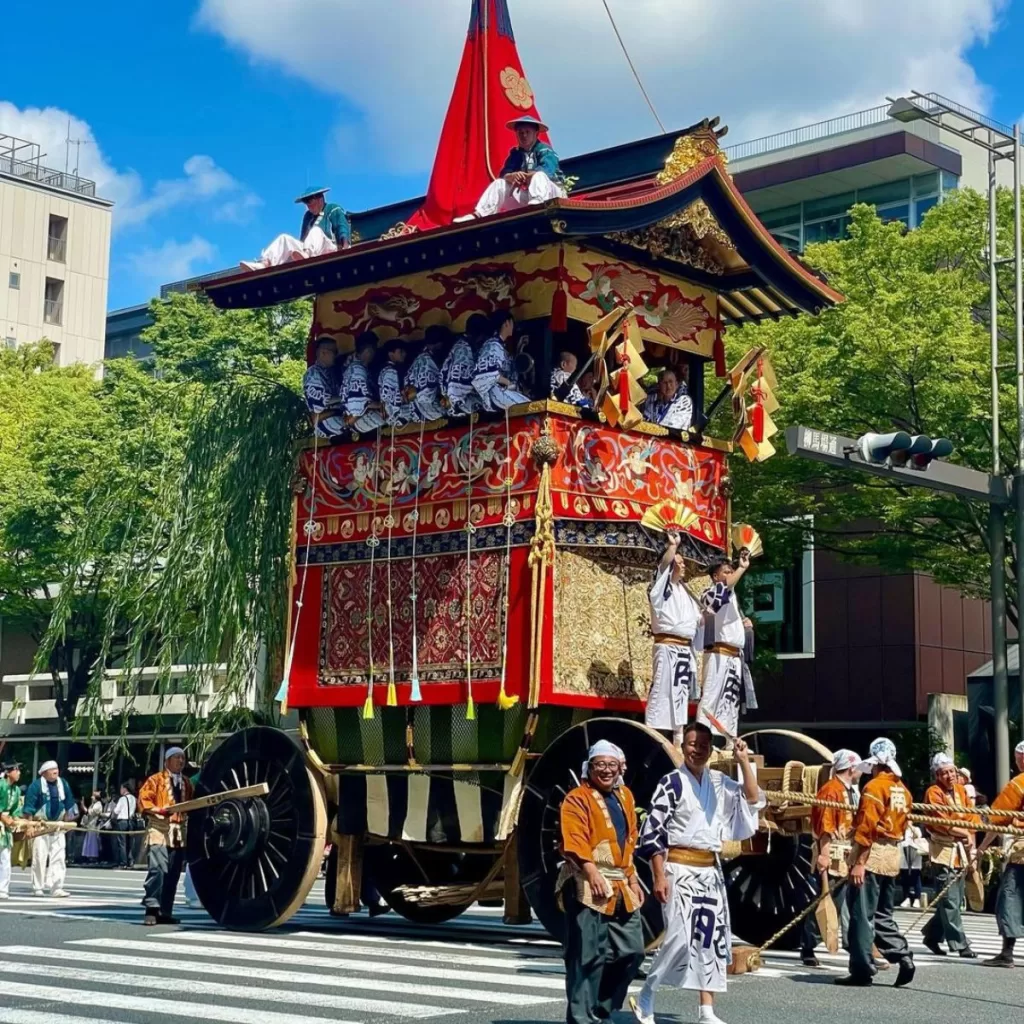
xmin=111 ymin=783 xmax=136 ymax=868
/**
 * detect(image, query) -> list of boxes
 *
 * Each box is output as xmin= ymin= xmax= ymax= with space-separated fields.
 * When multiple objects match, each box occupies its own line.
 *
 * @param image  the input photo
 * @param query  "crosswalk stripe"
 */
xmin=287 ymin=929 xmax=562 ymax=958
xmin=149 ymin=930 xmax=566 ymax=971
xmin=0 ymin=959 xmax=447 ymax=1018
xmin=0 ymin=981 xmax=360 ymax=1024
xmin=69 ymin=938 xmax=568 ymax=990
xmin=0 ymin=945 xmax=556 ymax=1007
xmin=0 ymin=1012 xmax=125 ymax=1024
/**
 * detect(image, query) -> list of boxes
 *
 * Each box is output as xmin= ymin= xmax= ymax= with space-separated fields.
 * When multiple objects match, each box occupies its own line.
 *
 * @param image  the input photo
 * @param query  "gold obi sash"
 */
xmin=707 ymin=642 xmax=742 ymax=657
xmin=928 ymin=836 xmax=964 ymax=869
xmin=653 ymin=634 xmax=692 ymax=647
xmin=667 ymin=847 xmax=716 ymax=868
xmin=862 ymin=836 xmax=901 ymax=877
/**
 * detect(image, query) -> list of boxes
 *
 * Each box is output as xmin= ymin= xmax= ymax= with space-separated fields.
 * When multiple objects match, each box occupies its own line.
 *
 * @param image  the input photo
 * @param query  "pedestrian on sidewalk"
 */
xmin=898 ymin=824 xmax=925 ymax=908
xmin=79 ymin=790 xmax=105 ymax=864
xmin=22 ymin=760 xmax=77 ymax=898
xmin=0 ymin=761 xmax=24 ymax=899
xmin=632 ymin=723 xmax=764 ymax=1024
xmin=979 ymin=740 xmax=1024 ymax=968
xmin=836 ymin=738 xmax=916 ymax=988
xmin=112 ymin=783 xmax=137 ymax=869
xmin=138 ymin=747 xmax=193 ymax=926
xmin=921 ymin=753 xmax=978 ymax=958
xmin=559 ymin=740 xmax=646 ymax=1024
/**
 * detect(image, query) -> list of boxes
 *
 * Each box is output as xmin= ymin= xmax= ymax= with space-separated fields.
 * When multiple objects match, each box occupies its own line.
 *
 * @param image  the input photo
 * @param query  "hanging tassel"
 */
xmin=465 ymin=687 xmax=476 ymax=721
xmin=751 ymin=399 xmax=765 ymax=444
xmin=497 ymin=682 xmax=519 ymax=710
xmin=386 ymin=680 xmax=398 ymax=707
xmin=362 ymin=688 xmax=375 ymax=719
xmin=410 ymin=674 xmax=422 ymax=703
xmin=550 ymin=246 xmax=568 ymax=332
xmin=713 ymin=332 xmax=727 ymax=378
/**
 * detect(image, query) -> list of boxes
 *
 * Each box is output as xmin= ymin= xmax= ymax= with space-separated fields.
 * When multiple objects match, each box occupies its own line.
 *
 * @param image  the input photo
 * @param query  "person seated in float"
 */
xmin=441 ymin=312 xmax=488 ymax=416
xmin=642 ymin=367 xmax=693 ymax=430
xmin=466 ymin=116 xmax=566 ymax=220
xmin=378 ymin=339 xmax=414 ymax=428
xmin=241 ymin=186 xmax=351 ymax=271
xmin=473 ymin=309 xmax=532 ymax=411
xmin=343 ymin=332 xmax=385 ymax=434
xmin=550 ymin=350 xmax=591 ymax=407
xmin=303 ymin=336 xmax=347 ymax=440
xmin=407 ymin=325 xmax=448 ymax=423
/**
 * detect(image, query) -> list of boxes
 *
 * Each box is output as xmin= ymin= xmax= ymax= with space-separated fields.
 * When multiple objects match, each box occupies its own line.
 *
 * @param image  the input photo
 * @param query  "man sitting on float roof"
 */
xmin=462 ymin=116 xmax=566 ymax=220
xmin=241 ymin=186 xmax=351 ymax=271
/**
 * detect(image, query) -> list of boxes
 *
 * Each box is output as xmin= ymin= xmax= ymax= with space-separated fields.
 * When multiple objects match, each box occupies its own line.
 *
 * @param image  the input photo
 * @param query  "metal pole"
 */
xmin=1014 ymin=123 xmax=1024 ymax=751
xmin=990 ymin=145 xmax=1011 ymax=794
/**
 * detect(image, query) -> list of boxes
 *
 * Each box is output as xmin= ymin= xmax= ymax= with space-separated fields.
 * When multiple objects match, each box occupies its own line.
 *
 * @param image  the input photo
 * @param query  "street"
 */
xmin=0 ymin=867 xmax=1017 ymax=1024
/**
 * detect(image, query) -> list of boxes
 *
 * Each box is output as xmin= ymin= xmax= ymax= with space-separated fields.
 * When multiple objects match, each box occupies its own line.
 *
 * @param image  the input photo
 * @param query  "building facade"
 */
xmin=1 ymin=134 xmax=112 ymax=366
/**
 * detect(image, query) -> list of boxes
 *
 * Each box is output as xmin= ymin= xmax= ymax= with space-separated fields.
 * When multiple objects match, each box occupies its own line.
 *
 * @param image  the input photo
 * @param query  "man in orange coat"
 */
xmin=138 ymin=746 xmax=194 ymax=926
xmin=980 ymin=740 xmax=1024 ymax=967
xmin=836 ymin=737 xmax=916 ymax=988
xmin=560 ymin=740 xmax=645 ymax=1024
xmin=921 ymin=752 xmax=978 ymax=958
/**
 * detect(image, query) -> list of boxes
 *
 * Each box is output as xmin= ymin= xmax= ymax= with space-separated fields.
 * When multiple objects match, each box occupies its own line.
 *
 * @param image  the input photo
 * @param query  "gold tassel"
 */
xmin=362 ymin=688 xmax=375 ymax=719
xmin=386 ymin=680 xmax=398 ymax=707
xmin=497 ymin=682 xmax=519 ymax=710
xmin=465 ymin=689 xmax=476 ymax=721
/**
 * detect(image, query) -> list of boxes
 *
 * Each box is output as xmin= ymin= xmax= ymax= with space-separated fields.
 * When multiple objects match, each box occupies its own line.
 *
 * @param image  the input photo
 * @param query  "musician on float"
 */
xmin=837 ymin=738 xmax=916 ymax=987
xmin=138 ymin=746 xmax=194 ymax=926
xmin=303 ymin=337 xmax=347 ymax=440
xmin=550 ymin=350 xmax=591 ymax=407
xmin=645 ymin=530 xmax=703 ymax=748
xmin=472 ymin=309 xmax=531 ymax=411
xmin=441 ymin=313 xmax=487 ymax=416
xmin=921 ymin=752 xmax=978 ymax=958
xmin=0 ymin=760 xmax=24 ymax=900
xmin=642 ymin=367 xmax=693 ymax=430
xmin=463 ymin=116 xmax=566 ymax=220
xmin=241 ymin=186 xmax=351 ymax=270
xmin=698 ymin=553 xmax=757 ymax=744
xmin=378 ymin=340 xmax=413 ymax=428
xmin=800 ymin=749 xmax=862 ymax=966
xmin=559 ymin=740 xmax=645 ymax=1024
xmin=343 ymin=333 xmax=386 ymax=434
xmin=407 ymin=325 xmax=448 ymax=422
xmin=632 ymin=723 xmax=763 ymax=1024
xmin=979 ymin=739 xmax=1024 ymax=968
xmin=22 ymin=760 xmax=77 ymax=898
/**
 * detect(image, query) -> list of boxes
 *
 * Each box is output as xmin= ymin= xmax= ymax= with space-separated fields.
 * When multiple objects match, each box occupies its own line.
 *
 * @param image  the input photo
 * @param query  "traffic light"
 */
xmin=910 ymin=436 xmax=953 ymax=470
xmin=855 ymin=431 xmax=912 ymax=464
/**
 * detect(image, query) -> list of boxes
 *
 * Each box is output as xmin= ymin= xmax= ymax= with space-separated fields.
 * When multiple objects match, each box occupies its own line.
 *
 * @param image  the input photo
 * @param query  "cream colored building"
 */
xmin=0 ymin=134 xmax=112 ymax=367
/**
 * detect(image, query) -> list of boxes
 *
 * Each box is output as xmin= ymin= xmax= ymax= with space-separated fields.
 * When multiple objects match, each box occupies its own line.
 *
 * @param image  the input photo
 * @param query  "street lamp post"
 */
xmin=888 ymin=93 xmax=1023 ymax=791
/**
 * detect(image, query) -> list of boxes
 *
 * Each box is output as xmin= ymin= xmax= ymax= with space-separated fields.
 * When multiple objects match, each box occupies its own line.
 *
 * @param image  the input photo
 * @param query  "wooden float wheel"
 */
xmin=516 ymin=717 xmax=681 ymax=949
xmin=724 ymin=728 xmax=833 ymax=949
xmin=370 ymin=844 xmax=502 ymax=925
xmin=187 ymin=726 xmax=326 ymax=931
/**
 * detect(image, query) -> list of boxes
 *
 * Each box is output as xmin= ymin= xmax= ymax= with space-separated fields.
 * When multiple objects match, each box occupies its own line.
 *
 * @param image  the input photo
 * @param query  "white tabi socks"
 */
xmin=697 ymin=1006 xmax=727 ymax=1024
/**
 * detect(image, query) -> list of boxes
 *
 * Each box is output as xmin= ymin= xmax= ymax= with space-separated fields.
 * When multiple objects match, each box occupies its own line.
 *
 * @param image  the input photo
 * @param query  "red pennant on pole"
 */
xmin=713 ymin=327 xmax=727 ymax=378
xmin=550 ymin=245 xmax=568 ymax=332
xmin=406 ymin=0 xmax=550 ymax=231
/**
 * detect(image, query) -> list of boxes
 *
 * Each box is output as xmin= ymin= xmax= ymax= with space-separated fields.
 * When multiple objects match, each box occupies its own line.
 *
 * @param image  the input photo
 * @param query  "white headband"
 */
xmin=38 ymin=760 xmax=58 ymax=775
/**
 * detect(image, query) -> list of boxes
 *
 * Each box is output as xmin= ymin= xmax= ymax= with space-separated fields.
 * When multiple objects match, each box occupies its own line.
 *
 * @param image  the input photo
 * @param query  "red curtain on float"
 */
xmin=406 ymin=0 xmax=550 ymax=231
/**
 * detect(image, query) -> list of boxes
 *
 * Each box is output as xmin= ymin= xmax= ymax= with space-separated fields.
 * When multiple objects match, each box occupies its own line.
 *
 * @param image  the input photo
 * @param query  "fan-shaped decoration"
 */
xmin=642 ymin=499 xmax=699 ymax=534
xmin=732 ymin=523 xmax=763 ymax=558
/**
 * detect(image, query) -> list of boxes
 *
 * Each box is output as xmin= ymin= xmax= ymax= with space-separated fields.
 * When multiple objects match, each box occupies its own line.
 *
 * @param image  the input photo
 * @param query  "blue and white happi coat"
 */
xmin=407 ymin=351 xmax=445 ymax=422
xmin=698 ymin=582 xmax=757 ymax=739
xmin=550 ymin=367 xmax=589 ymax=407
xmin=440 ymin=337 xmax=480 ymax=415
xmin=472 ymin=336 xmax=530 ymax=411
xmin=378 ymin=363 xmax=414 ymax=427
xmin=302 ymin=363 xmax=346 ymax=439
xmin=343 ymin=362 xmax=385 ymax=434
xmin=642 ymin=385 xmax=694 ymax=430
xmin=636 ymin=765 xmax=764 ymax=997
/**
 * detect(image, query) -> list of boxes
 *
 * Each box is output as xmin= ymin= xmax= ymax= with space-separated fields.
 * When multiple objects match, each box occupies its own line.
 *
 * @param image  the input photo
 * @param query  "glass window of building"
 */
xmin=8 ymin=271 xmax=19 ymax=290
xmin=47 ymin=215 xmax=68 ymax=263
xmin=43 ymin=277 xmax=64 ymax=326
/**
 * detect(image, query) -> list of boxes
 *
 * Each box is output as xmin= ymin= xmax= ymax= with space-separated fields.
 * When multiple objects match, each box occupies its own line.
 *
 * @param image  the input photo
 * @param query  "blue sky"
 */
xmin=2 ymin=0 xmax=1022 ymax=311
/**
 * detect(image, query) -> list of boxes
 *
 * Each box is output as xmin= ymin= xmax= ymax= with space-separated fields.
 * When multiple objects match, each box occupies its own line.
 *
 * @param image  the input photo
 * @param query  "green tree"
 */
xmin=723 ymin=190 xmax=1021 ymax=625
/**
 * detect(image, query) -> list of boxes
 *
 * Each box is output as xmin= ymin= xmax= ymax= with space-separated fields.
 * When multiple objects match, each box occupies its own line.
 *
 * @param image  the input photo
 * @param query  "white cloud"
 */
xmin=125 ymin=236 xmax=218 ymax=283
xmin=0 ymin=102 xmax=260 ymax=228
xmin=196 ymin=0 xmax=1006 ymax=173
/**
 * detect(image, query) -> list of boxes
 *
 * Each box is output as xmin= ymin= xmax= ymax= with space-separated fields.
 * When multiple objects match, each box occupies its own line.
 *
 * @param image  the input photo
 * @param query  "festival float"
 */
xmin=188 ymin=0 xmax=844 ymax=948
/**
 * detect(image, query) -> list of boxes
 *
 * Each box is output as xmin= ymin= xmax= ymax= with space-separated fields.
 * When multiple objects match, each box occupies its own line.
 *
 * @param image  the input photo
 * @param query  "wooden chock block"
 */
xmin=728 ymin=945 xmax=761 ymax=975
xmin=332 ymin=832 xmax=363 ymax=916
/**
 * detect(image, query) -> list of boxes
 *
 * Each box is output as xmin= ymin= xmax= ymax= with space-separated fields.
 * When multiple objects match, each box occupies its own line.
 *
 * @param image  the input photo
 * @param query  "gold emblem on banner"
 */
xmin=500 ymin=67 xmax=534 ymax=109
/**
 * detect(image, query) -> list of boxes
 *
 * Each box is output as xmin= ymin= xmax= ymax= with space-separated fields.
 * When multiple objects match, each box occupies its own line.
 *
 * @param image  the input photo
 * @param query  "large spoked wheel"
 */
xmin=725 ymin=729 xmax=833 ymax=949
xmin=187 ymin=726 xmax=326 ymax=930
xmin=517 ymin=717 xmax=681 ymax=948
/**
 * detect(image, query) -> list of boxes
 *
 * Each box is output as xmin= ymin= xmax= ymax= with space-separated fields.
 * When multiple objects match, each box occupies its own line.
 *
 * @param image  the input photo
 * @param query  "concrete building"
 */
xmin=1 ymin=134 xmax=112 ymax=366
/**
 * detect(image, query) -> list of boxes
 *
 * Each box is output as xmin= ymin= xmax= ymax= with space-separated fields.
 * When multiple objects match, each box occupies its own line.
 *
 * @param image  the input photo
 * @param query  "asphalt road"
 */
xmin=0 ymin=866 xmax=1019 ymax=1024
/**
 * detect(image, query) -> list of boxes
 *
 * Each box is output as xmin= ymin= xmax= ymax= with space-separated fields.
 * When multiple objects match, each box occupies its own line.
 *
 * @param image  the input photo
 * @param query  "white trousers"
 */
xmin=698 ymin=653 xmax=750 ymax=740
xmin=241 ymin=225 xmax=337 ymax=270
xmin=0 ymin=846 xmax=10 ymax=895
xmin=645 ymin=643 xmax=695 ymax=731
xmin=639 ymin=861 xmax=731 ymax=1003
xmin=473 ymin=172 xmax=566 ymax=218
xmin=31 ymin=831 xmax=66 ymax=893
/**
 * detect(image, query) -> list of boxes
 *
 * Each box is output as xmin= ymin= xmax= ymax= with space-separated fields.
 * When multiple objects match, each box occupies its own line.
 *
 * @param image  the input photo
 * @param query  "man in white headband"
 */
xmin=21 ymin=760 xmax=77 ymax=897
xmin=979 ymin=739 xmax=1024 ymax=967
xmin=800 ymin=749 xmax=862 ymax=966
xmin=837 ymin=738 xmax=916 ymax=988
xmin=138 ymin=746 xmax=194 ymax=926
xmin=559 ymin=739 xmax=645 ymax=1024
xmin=920 ymin=752 xmax=977 ymax=958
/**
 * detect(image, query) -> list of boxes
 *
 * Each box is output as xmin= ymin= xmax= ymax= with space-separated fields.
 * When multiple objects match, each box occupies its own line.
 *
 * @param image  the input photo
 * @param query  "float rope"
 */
xmin=363 ymin=426 xmax=383 ymax=719
xmin=900 ymin=851 xmax=976 ymax=939
xmin=497 ymin=406 xmax=518 ymax=710
xmin=385 ymin=424 xmax=398 ymax=708
xmin=464 ymin=414 xmax=476 ymax=720
xmin=408 ymin=419 xmax=425 ymax=703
